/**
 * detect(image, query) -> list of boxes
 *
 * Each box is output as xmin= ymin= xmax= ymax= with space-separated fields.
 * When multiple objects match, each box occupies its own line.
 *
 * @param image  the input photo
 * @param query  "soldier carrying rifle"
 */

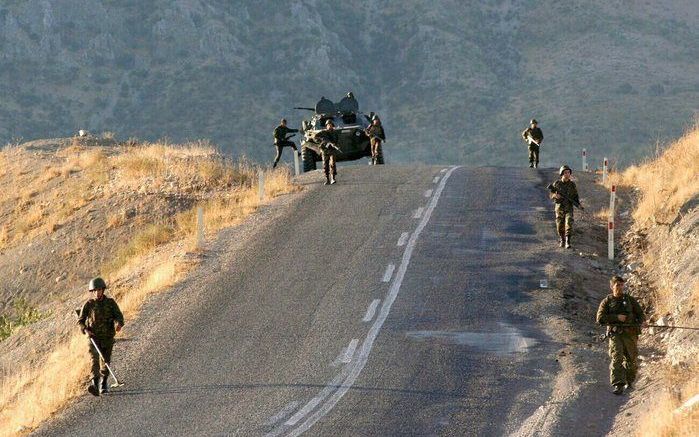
xmin=548 ymin=165 xmax=582 ymax=248
xmin=596 ymin=276 xmax=646 ymax=395
xmin=521 ymin=119 xmax=544 ymax=168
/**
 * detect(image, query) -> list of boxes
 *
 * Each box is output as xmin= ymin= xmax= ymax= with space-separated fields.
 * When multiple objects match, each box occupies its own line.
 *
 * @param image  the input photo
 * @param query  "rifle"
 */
xmin=294 ymin=107 xmax=315 ymax=112
xmin=598 ymin=323 xmax=699 ymax=341
xmin=547 ymin=183 xmax=584 ymax=210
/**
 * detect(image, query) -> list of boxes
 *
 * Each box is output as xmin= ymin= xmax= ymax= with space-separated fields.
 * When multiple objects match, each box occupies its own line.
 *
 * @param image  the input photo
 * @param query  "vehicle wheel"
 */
xmin=375 ymin=143 xmax=385 ymax=165
xmin=302 ymin=146 xmax=317 ymax=172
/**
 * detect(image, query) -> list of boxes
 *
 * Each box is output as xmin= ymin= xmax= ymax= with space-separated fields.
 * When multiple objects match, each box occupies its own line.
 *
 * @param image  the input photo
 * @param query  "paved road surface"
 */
xmin=35 ymin=166 xmax=562 ymax=436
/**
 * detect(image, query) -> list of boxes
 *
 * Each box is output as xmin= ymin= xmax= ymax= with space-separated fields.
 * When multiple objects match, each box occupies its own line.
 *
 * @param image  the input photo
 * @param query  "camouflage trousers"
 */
xmin=608 ymin=332 xmax=639 ymax=386
xmin=555 ymin=204 xmax=574 ymax=237
xmin=322 ymin=150 xmax=337 ymax=179
xmin=273 ymin=141 xmax=297 ymax=168
xmin=88 ymin=337 xmax=114 ymax=379
xmin=528 ymin=143 xmax=540 ymax=165
xmin=370 ymin=138 xmax=382 ymax=158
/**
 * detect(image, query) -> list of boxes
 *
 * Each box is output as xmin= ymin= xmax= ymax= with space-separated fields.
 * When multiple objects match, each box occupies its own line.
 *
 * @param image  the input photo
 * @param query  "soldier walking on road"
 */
xmin=272 ymin=118 xmax=300 ymax=169
xmin=550 ymin=165 xmax=580 ymax=248
xmin=315 ymin=119 xmax=340 ymax=185
xmin=596 ymin=276 xmax=645 ymax=395
xmin=365 ymin=115 xmax=386 ymax=165
xmin=78 ymin=277 xmax=124 ymax=396
xmin=521 ymin=119 xmax=544 ymax=168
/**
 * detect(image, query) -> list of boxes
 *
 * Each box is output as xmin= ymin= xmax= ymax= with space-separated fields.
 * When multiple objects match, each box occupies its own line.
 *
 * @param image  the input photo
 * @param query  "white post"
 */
xmin=608 ymin=184 xmax=616 ymax=260
xmin=293 ymin=151 xmax=300 ymax=176
xmin=602 ymin=157 xmax=608 ymax=184
xmin=196 ymin=207 xmax=204 ymax=248
xmin=582 ymin=148 xmax=588 ymax=172
xmin=258 ymin=170 xmax=265 ymax=202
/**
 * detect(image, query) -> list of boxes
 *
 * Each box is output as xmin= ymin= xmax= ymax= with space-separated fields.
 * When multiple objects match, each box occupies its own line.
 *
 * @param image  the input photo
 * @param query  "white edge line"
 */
xmin=413 ymin=207 xmax=425 ymax=219
xmin=282 ymin=371 xmax=347 ymax=429
xmin=397 ymin=232 xmax=410 ymax=247
xmin=341 ymin=339 xmax=359 ymax=363
xmin=382 ymin=264 xmax=395 ymax=282
xmin=288 ymin=166 xmax=461 ymax=436
xmin=362 ymin=299 xmax=381 ymax=322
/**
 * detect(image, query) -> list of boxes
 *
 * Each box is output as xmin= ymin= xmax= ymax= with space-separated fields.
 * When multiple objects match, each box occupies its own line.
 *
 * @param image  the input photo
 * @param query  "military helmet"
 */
xmin=280 ymin=118 xmax=287 ymax=124
xmin=89 ymin=277 xmax=107 ymax=291
xmin=559 ymin=165 xmax=572 ymax=175
xmin=371 ymin=114 xmax=379 ymax=121
xmin=325 ymin=119 xmax=335 ymax=127
xmin=530 ymin=119 xmax=538 ymax=125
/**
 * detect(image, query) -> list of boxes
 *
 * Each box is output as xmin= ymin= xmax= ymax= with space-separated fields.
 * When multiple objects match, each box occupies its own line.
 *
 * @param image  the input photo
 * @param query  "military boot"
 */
xmin=565 ymin=235 xmax=572 ymax=249
xmin=87 ymin=376 xmax=100 ymax=396
xmin=612 ymin=384 xmax=624 ymax=395
xmin=100 ymin=376 xmax=110 ymax=394
xmin=558 ymin=231 xmax=565 ymax=248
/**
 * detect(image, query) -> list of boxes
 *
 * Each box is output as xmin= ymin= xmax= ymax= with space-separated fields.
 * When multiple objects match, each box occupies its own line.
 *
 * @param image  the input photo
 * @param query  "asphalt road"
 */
xmin=35 ymin=165 xmax=561 ymax=437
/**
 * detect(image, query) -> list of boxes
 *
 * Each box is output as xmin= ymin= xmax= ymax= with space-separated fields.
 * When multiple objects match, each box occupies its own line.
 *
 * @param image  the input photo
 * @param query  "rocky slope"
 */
xmin=1 ymin=0 xmax=698 ymax=166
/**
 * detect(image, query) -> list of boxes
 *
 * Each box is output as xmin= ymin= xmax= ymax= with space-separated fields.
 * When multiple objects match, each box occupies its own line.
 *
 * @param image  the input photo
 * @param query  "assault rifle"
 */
xmin=547 ymin=183 xmax=584 ymax=210
xmin=598 ymin=323 xmax=699 ymax=341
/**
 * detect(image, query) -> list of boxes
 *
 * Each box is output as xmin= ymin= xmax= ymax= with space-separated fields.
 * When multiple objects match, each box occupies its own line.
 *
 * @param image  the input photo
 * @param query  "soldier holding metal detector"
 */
xmin=77 ymin=277 xmax=124 ymax=396
xmin=596 ymin=276 xmax=645 ymax=395
xmin=548 ymin=165 xmax=582 ymax=248
xmin=272 ymin=118 xmax=300 ymax=169
xmin=522 ymin=119 xmax=544 ymax=168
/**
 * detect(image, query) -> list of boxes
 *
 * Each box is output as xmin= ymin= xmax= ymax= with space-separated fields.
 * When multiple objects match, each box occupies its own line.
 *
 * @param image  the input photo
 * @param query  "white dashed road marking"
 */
xmin=397 ymin=232 xmax=410 ymax=247
xmin=413 ymin=207 xmax=425 ymax=219
xmin=284 ymin=166 xmax=461 ymax=436
xmin=424 ymin=189 xmax=433 ymax=198
xmin=382 ymin=264 xmax=395 ymax=282
xmin=433 ymin=176 xmax=440 ymax=183
xmin=362 ymin=299 xmax=381 ymax=322
xmin=341 ymin=339 xmax=359 ymax=364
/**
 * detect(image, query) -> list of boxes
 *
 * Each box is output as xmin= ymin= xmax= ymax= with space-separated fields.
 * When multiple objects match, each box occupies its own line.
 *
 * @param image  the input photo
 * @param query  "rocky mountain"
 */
xmin=1 ymin=0 xmax=698 ymax=167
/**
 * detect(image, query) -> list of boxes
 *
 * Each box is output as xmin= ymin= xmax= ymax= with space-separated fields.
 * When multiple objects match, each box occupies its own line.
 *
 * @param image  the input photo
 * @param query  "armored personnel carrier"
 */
xmin=296 ymin=94 xmax=383 ymax=172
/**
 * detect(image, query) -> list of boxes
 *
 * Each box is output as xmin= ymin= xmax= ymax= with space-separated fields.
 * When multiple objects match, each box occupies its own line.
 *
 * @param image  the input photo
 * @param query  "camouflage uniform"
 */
xmin=550 ymin=179 xmax=579 ymax=242
xmin=273 ymin=125 xmax=299 ymax=168
xmin=78 ymin=296 xmax=124 ymax=381
xmin=596 ymin=293 xmax=645 ymax=387
xmin=521 ymin=126 xmax=543 ymax=167
xmin=365 ymin=124 xmax=386 ymax=164
xmin=315 ymin=128 xmax=340 ymax=182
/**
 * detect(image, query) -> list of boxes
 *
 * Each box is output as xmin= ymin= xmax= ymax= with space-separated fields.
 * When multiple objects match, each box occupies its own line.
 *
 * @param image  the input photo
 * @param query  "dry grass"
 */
xmin=637 ymin=370 xmax=699 ymax=437
xmin=0 ymin=138 xmax=299 ymax=436
xmin=607 ymin=124 xmax=699 ymax=224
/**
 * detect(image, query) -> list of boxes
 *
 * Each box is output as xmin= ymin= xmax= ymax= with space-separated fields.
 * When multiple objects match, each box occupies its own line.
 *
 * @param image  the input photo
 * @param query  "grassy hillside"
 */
xmin=0 ymin=1 xmax=698 ymax=167
xmin=0 ymin=136 xmax=297 ymax=435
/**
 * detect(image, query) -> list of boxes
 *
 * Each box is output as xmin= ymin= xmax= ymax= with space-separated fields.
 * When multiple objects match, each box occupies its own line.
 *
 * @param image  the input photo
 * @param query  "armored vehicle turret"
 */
xmin=296 ymin=93 xmax=383 ymax=172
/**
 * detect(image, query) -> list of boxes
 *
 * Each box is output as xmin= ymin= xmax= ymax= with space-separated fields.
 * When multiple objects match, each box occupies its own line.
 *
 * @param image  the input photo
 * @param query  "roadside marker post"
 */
xmin=608 ymin=185 xmax=616 ymax=260
xmin=258 ymin=170 xmax=265 ymax=202
xmin=293 ymin=152 xmax=300 ymax=176
xmin=602 ymin=157 xmax=608 ymax=185
xmin=582 ymin=148 xmax=588 ymax=172
xmin=196 ymin=207 xmax=205 ymax=248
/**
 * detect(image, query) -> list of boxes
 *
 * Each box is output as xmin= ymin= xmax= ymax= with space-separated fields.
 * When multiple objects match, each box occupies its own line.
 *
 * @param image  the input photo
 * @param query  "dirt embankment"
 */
xmin=606 ymin=127 xmax=699 ymax=436
xmin=0 ymin=136 xmax=297 ymax=435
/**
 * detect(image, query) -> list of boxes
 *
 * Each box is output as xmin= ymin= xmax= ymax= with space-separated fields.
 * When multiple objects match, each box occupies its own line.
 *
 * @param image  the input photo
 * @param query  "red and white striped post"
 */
xmin=582 ymin=148 xmax=588 ymax=172
xmin=608 ymin=184 xmax=616 ymax=260
xmin=602 ymin=157 xmax=609 ymax=184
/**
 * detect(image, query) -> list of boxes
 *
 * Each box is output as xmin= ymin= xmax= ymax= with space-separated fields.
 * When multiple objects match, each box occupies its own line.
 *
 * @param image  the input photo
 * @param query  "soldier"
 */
xmin=365 ymin=115 xmax=386 ymax=165
xmin=314 ymin=119 xmax=340 ymax=185
xmin=550 ymin=165 xmax=580 ymax=248
xmin=272 ymin=118 xmax=300 ymax=169
xmin=596 ymin=276 xmax=645 ymax=395
xmin=78 ymin=277 xmax=124 ymax=396
xmin=521 ymin=119 xmax=544 ymax=168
